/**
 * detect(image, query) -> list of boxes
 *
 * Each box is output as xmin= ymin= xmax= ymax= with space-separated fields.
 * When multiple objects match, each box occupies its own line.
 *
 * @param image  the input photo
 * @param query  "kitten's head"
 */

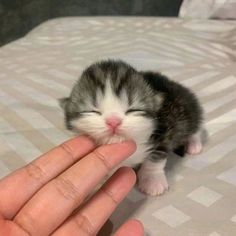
xmin=60 ymin=60 xmax=162 ymax=144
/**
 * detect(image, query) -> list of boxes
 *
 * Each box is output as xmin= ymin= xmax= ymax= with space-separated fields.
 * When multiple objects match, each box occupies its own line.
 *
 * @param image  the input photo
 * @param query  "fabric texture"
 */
xmin=0 ymin=0 xmax=183 ymax=47
xmin=0 ymin=17 xmax=236 ymax=236
xmin=179 ymin=0 xmax=236 ymax=19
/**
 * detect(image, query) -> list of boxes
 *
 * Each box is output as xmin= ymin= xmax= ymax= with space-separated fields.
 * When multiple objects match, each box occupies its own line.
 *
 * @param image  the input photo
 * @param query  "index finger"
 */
xmin=0 ymin=136 xmax=95 ymax=219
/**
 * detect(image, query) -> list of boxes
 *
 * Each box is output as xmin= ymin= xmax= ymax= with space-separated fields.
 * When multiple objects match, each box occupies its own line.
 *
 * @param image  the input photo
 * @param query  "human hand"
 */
xmin=0 ymin=136 xmax=144 ymax=235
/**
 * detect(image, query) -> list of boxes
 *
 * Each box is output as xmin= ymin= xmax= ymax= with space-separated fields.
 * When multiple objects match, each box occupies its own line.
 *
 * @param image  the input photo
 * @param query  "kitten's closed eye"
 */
xmin=81 ymin=110 xmax=102 ymax=115
xmin=126 ymin=109 xmax=146 ymax=115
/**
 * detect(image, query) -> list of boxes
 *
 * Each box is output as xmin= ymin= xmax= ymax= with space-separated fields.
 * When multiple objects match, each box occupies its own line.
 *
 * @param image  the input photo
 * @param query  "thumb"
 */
xmin=114 ymin=219 xmax=144 ymax=236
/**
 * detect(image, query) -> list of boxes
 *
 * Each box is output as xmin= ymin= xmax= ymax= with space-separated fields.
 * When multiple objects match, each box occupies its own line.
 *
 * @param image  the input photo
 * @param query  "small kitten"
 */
xmin=60 ymin=60 xmax=205 ymax=196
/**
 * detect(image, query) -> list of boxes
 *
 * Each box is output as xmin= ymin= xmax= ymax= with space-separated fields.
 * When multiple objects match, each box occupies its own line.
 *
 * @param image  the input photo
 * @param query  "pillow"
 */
xmin=179 ymin=0 xmax=236 ymax=19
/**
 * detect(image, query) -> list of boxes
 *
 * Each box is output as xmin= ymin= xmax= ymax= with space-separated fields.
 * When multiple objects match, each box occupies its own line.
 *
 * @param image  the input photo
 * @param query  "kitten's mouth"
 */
xmin=107 ymin=127 xmax=123 ymax=136
xmin=96 ymin=129 xmax=128 ymax=144
xmin=109 ymin=130 xmax=118 ymax=135
xmin=102 ymin=134 xmax=128 ymax=144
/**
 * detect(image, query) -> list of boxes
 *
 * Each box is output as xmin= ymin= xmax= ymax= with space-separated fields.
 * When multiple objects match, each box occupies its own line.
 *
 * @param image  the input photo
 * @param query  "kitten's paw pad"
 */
xmin=187 ymin=141 xmax=203 ymax=155
xmin=137 ymin=173 xmax=169 ymax=196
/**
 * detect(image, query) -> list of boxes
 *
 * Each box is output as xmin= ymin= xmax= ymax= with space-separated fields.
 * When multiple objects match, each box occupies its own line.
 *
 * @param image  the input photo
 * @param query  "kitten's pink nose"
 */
xmin=105 ymin=116 xmax=122 ymax=131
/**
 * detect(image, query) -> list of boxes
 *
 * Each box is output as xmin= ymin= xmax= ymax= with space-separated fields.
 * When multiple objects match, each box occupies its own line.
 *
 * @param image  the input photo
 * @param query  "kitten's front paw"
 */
xmin=187 ymin=131 xmax=203 ymax=155
xmin=137 ymin=172 xmax=169 ymax=196
xmin=187 ymin=140 xmax=202 ymax=155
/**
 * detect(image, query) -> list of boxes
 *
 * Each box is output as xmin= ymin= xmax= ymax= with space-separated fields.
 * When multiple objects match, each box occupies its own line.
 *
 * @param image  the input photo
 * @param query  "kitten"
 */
xmin=60 ymin=60 xmax=205 ymax=196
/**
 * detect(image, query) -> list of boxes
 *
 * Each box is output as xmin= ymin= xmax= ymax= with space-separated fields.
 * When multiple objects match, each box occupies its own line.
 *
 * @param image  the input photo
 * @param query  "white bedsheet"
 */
xmin=0 ymin=17 xmax=236 ymax=236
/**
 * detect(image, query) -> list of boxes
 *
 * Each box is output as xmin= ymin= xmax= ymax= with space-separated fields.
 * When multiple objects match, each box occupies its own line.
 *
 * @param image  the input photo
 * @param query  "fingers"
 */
xmin=114 ymin=219 xmax=144 ymax=236
xmin=0 ymin=214 xmax=29 ymax=236
xmin=13 ymin=141 xmax=136 ymax=236
xmin=53 ymin=167 xmax=137 ymax=236
xmin=0 ymin=136 xmax=95 ymax=219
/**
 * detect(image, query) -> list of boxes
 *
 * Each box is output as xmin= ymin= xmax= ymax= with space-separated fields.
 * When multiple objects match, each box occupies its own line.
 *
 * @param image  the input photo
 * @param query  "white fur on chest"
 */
xmin=123 ymin=134 xmax=151 ymax=167
xmin=129 ymin=142 xmax=150 ymax=164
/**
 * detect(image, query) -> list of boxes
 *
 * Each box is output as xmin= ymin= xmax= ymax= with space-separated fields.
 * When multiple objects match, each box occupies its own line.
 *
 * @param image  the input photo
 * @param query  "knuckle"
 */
xmin=60 ymin=142 xmax=75 ymax=162
xmin=74 ymin=213 xmax=96 ymax=235
xmin=14 ymin=211 xmax=36 ymax=236
xmin=92 ymin=150 xmax=111 ymax=171
xmin=53 ymin=176 xmax=82 ymax=203
xmin=25 ymin=162 xmax=47 ymax=184
xmin=101 ymin=187 xmax=119 ymax=205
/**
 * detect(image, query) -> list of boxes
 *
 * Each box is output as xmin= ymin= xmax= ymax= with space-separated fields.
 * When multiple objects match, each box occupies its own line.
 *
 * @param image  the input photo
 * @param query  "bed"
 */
xmin=0 ymin=17 xmax=236 ymax=235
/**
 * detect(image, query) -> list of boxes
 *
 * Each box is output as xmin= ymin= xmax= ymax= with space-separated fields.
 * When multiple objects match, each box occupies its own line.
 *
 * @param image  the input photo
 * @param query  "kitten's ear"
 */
xmin=59 ymin=97 xmax=70 ymax=109
xmin=152 ymin=93 xmax=163 ymax=110
xmin=154 ymin=93 xmax=163 ymax=105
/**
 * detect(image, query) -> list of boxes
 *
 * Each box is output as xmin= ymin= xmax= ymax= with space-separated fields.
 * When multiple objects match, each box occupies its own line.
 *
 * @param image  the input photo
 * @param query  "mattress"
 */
xmin=0 ymin=17 xmax=236 ymax=236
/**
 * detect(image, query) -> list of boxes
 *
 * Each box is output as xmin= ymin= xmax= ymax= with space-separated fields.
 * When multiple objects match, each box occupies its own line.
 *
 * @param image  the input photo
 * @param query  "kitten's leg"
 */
xmin=187 ymin=128 xmax=207 ymax=155
xmin=137 ymin=152 xmax=168 ymax=196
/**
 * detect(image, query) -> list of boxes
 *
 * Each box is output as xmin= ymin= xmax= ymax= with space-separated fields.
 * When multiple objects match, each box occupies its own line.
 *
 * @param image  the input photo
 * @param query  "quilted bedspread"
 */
xmin=0 ymin=17 xmax=236 ymax=236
